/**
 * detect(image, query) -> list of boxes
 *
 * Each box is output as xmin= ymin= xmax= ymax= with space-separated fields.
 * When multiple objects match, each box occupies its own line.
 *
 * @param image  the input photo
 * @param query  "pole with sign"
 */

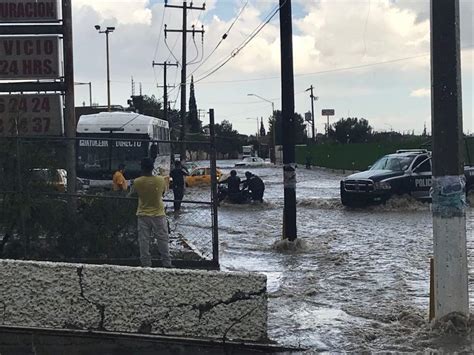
xmin=0 ymin=0 xmax=77 ymax=201
xmin=322 ymin=109 xmax=335 ymax=137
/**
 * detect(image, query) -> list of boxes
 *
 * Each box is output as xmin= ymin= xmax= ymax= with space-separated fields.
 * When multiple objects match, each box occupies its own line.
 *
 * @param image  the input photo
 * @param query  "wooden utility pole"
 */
xmin=152 ymin=61 xmax=178 ymax=125
xmin=430 ymin=0 xmax=468 ymax=320
xmin=165 ymin=1 xmax=205 ymax=162
xmin=209 ymin=108 xmax=219 ymax=268
xmin=279 ymin=0 xmax=297 ymax=241
xmin=62 ymin=0 xmax=77 ymax=201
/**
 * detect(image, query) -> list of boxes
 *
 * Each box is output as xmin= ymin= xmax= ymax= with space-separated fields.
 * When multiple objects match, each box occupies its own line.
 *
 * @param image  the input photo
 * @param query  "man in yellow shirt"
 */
xmin=112 ymin=164 xmax=128 ymax=192
xmin=128 ymin=158 xmax=171 ymax=267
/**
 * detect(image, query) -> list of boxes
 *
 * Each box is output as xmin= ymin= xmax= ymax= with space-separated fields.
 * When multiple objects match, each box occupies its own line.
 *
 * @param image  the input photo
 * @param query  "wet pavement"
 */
xmin=179 ymin=161 xmax=474 ymax=352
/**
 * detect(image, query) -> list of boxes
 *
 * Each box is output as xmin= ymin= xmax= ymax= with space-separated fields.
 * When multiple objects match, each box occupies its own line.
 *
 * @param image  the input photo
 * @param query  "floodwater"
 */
xmin=178 ymin=161 xmax=474 ymax=352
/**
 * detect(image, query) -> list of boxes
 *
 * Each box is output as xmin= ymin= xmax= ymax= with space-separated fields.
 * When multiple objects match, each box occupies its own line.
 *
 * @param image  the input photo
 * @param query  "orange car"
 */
xmin=185 ymin=167 xmax=222 ymax=187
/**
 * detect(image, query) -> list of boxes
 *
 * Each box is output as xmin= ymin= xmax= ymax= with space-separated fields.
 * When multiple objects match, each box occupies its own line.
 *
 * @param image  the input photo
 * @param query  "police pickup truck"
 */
xmin=340 ymin=150 xmax=474 ymax=207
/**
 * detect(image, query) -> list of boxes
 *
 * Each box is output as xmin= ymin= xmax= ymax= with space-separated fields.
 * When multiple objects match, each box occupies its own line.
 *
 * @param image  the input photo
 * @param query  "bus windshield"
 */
xmin=77 ymin=133 xmax=149 ymax=179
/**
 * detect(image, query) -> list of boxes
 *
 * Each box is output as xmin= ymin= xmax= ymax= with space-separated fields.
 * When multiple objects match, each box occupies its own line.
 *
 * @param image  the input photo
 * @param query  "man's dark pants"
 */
xmin=251 ymin=189 xmax=264 ymax=202
xmin=173 ymin=186 xmax=184 ymax=211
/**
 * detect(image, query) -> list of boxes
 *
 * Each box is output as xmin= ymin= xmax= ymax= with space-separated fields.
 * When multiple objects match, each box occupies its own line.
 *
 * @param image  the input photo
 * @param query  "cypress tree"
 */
xmin=188 ymin=76 xmax=201 ymax=133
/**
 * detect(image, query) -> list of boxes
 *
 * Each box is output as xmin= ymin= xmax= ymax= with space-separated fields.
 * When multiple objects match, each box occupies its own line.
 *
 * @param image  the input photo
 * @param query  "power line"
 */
xmin=188 ymin=33 xmax=204 ymax=65
xmin=164 ymin=1 xmax=206 ymax=160
xmin=106 ymin=45 xmax=473 ymax=87
xmin=187 ymin=0 xmax=249 ymax=79
xmin=152 ymin=7 xmax=167 ymax=90
xmin=194 ymin=3 xmax=280 ymax=82
xmin=153 ymin=6 xmax=167 ymax=60
xmin=164 ymin=34 xmax=181 ymax=65
xmin=194 ymin=2 xmax=284 ymax=84
xmin=195 ymin=53 xmax=433 ymax=84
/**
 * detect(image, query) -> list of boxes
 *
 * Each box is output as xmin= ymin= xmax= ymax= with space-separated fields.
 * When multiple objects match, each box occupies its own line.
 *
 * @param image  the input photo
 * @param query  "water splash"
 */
xmin=297 ymin=198 xmax=343 ymax=210
xmin=431 ymin=312 xmax=471 ymax=334
xmin=371 ymin=195 xmax=430 ymax=212
xmin=272 ymin=238 xmax=308 ymax=253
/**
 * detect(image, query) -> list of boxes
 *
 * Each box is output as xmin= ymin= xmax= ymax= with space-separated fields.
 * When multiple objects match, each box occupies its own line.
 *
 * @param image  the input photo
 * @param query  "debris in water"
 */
xmin=376 ymin=195 xmax=430 ymax=212
xmin=431 ymin=312 xmax=470 ymax=334
xmin=272 ymin=238 xmax=308 ymax=253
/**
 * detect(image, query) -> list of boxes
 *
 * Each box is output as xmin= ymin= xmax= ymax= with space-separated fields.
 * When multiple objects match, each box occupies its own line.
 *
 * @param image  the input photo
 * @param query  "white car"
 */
xmin=235 ymin=157 xmax=271 ymax=167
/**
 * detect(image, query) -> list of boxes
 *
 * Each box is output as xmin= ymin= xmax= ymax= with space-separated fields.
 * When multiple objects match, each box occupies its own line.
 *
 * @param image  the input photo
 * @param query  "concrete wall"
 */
xmin=0 ymin=260 xmax=267 ymax=342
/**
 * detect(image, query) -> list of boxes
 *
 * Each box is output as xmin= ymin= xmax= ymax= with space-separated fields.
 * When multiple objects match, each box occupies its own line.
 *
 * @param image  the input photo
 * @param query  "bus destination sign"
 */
xmin=0 ymin=0 xmax=59 ymax=22
xmin=79 ymin=140 xmax=143 ymax=148
xmin=0 ymin=94 xmax=62 ymax=137
xmin=0 ymin=36 xmax=60 ymax=80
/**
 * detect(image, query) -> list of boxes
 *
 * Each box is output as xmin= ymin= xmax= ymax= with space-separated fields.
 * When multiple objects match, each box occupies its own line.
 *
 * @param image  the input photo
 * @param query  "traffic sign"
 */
xmin=0 ymin=36 xmax=60 ymax=79
xmin=0 ymin=0 xmax=59 ymax=22
xmin=0 ymin=94 xmax=63 ymax=136
xmin=322 ymin=109 xmax=335 ymax=116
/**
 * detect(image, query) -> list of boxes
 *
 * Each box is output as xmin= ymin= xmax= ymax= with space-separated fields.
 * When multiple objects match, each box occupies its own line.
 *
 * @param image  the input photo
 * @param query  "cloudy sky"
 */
xmin=72 ymin=0 xmax=473 ymax=136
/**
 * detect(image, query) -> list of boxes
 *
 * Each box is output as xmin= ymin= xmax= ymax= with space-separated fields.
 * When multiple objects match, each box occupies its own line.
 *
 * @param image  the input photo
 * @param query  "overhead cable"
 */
xmin=187 ymin=0 xmax=249 ymax=79
xmin=194 ymin=1 xmax=285 ymax=84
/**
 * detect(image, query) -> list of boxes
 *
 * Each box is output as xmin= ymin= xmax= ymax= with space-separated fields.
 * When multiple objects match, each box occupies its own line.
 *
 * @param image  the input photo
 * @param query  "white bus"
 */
xmin=76 ymin=112 xmax=171 ymax=188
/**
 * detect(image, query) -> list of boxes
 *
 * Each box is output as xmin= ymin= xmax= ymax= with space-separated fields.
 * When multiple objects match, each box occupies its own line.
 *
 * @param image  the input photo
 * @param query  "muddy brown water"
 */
xmin=169 ymin=162 xmax=474 ymax=352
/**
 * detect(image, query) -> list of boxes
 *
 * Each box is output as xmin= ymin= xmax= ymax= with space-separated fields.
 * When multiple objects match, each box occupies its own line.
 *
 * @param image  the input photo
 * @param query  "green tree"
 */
xmin=140 ymin=95 xmax=163 ymax=118
xmin=215 ymin=120 xmax=243 ymax=157
xmin=329 ymin=117 xmax=373 ymax=144
xmin=187 ymin=76 xmax=201 ymax=133
xmin=268 ymin=110 xmax=307 ymax=145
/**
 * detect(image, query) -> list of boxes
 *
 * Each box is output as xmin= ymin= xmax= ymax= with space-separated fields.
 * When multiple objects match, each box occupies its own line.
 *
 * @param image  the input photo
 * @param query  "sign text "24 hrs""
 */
xmin=0 ymin=36 xmax=60 ymax=79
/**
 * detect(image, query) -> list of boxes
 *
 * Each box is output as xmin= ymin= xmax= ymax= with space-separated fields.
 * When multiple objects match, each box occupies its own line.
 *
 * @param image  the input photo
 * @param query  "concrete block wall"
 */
xmin=0 ymin=260 xmax=268 ymax=342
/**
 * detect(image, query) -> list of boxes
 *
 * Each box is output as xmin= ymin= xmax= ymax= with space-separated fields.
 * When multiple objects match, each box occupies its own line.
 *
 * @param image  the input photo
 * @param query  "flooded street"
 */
xmin=181 ymin=161 xmax=474 ymax=352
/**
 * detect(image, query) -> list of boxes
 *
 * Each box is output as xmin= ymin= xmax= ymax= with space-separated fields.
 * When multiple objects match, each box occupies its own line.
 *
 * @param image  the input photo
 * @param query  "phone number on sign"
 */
xmin=0 ymin=96 xmax=52 ymax=113
xmin=0 ymin=116 xmax=52 ymax=135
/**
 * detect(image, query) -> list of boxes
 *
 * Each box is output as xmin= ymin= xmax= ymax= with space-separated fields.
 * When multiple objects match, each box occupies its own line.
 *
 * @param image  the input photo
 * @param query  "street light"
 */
xmin=74 ymin=82 xmax=92 ymax=106
xmin=247 ymin=93 xmax=276 ymax=163
xmin=95 ymin=25 xmax=115 ymax=112
xmin=246 ymin=117 xmax=260 ymax=157
xmin=246 ymin=117 xmax=259 ymax=138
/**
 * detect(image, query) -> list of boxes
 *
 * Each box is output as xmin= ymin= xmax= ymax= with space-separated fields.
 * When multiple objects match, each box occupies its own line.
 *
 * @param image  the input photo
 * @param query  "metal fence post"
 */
xmin=209 ymin=109 xmax=219 ymax=268
xmin=14 ymin=135 xmax=28 ymax=256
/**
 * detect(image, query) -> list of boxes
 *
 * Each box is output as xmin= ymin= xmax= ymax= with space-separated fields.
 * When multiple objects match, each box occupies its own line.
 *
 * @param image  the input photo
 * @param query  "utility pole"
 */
xmin=62 ymin=0 xmax=77 ymax=204
xmin=306 ymin=85 xmax=317 ymax=141
xmin=152 ymin=61 xmax=178 ymax=125
xmin=279 ymin=0 xmax=297 ymax=241
xmin=430 ymin=0 xmax=468 ymax=320
xmin=209 ymin=108 xmax=219 ymax=268
xmin=165 ymin=1 xmax=205 ymax=162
